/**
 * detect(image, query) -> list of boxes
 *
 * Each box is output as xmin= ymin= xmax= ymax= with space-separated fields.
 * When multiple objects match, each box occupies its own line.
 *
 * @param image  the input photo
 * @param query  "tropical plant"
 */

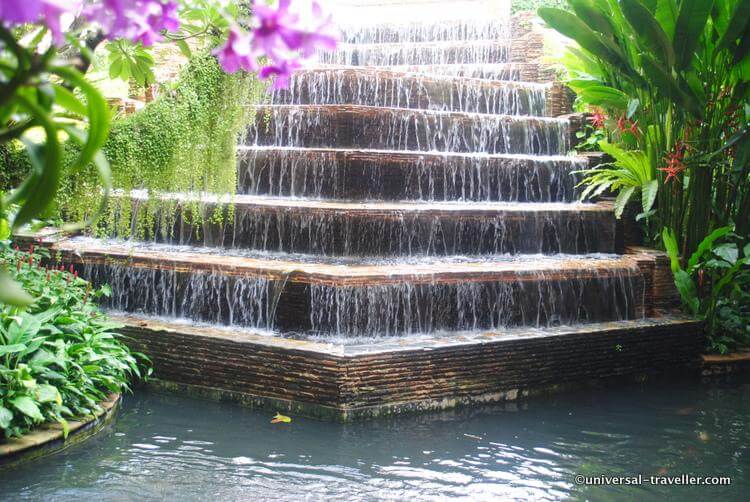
xmin=0 ymin=242 xmax=148 ymax=438
xmin=663 ymin=227 xmax=750 ymax=353
xmin=540 ymin=0 xmax=750 ymax=257
xmin=575 ymin=140 xmax=658 ymax=218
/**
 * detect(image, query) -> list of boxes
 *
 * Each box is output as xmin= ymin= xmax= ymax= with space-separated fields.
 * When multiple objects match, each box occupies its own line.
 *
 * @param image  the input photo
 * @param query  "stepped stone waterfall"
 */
xmin=35 ymin=1 xmax=703 ymax=419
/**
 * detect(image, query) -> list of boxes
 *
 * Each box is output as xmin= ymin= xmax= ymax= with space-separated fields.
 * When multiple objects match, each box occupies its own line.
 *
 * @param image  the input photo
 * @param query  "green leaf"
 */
xmin=577 ymin=85 xmax=630 ymax=110
xmin=0 ymin=343 xmax=28 ymax=356
xmin=53 ymin=84 xmax=87 ymax=116
xmin=0 ymin=218 xmax=9 ymax=240
xmin=539 ymin=8 xmax=630 ymax=74
xmin=175 ymin=39 xmax=192 ymax=58
xmin=714 ymin=243 xmax=739 ymax=264
xmin=568 ymin=0 xmax=615 ymax=35
xmin=0 ymin=273 xmax=34 ymax=307
xmin=10 ymin=396 xmax=44 ymax=422
xmin=687 ymin=226 xmax=733 ymax=270
xmin=673 ymin=0 xmax=715 ymax=69
xmin=641 ymin=178 xmax=659 ymax=213
xmin=109 ymin=57 xmax=124 ymax=79
xmin=626 ymin=98 xmax=640 ymax=119
xmin=655 ymin=0 xmax=678 ymax=40
xmin=614 ymin=185 xmax=636 ymax=218
xmin=715 ymin=1 xmax=750 ymax=54
xmin=641 ymin=55 xmax=703 ymax=118
xmin=620 ymin=0 xmax=676 ymax=67
xmin=0 ymin=406 xmax=12 ymax=429
xmin=674 ymin=269 xmax=699 ymax=314
xmin=662 ymin=227 xmax=681 ymax=272
xmin=35 ymin=384 xmax=62 ymax=405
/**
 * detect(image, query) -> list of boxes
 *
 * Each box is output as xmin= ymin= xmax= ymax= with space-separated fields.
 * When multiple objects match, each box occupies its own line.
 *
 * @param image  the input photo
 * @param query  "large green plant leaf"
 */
xmin=640 ymin=55 xmax=703 ymax=118
xmin=0 ymin=273 xmax=33 ymax=307
xmin=568 ymin=0 xmax=615 ymax=36
xmin=575 ymin=85 xmax=630 ymax=109
xmin=673 ymin=0 xmax=715 ymax=68
xmin=620 ymin=0 xmax=675 ymax=67
xmin=655 ymin=0 xmax=678 ymax=40
xmin=715 ymin=0 xmax=750 ymax=54
xmin=539 ymin=8 xmax=630 ymax=74
xmin=687 ymin=226 xmax=733 ymax=270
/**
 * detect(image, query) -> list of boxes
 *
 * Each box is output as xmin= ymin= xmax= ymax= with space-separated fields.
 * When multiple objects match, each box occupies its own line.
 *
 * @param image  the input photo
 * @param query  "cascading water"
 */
xmin=237 ymin=148 xmax=584 ymax=202
xmin=65 ymin=4 xmax=649 ymax=342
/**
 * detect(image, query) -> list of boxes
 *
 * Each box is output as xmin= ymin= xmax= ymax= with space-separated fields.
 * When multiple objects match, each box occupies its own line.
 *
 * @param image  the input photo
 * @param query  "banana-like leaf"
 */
xmin=620 ymin=0 xmax=675 ymax=67
xmin=687 ymin=226 xmax=733 ymax=271
xmin=538 ymin=8 xmax=631 ymax=75
xmin=655 ymin=0 xmax=678 ymax=40
xmin=576 ymin=85 xmax=630 ymax=110
xmin=569 ymin=0 xmax=615 ymax=36
xmin=673 ymin=0 xmax=715 ymax=69
xmin=640 ymin=55 xmax=703 ymax=118
xmin=715 ymin=1 xmax=750 ymax=54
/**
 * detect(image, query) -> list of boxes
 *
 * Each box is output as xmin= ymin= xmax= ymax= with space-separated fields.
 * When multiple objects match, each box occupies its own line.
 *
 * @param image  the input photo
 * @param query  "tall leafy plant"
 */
xmin=540 ymin=0 xmax=750 ymax=257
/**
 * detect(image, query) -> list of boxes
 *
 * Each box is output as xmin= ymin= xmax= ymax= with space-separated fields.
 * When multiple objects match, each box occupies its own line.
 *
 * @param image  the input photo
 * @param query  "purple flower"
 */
xmin=0 ymin=0 xmax=76 ymax=43
xmin=85 ymin=0 xmax=180 ymax=46
xmin=214 ymin=27 xmax=258 ymax=74
xmin=259 ymin=59 xmax=302 ymax=88
xmin=251 ymin=0 xmax=338 ymax=60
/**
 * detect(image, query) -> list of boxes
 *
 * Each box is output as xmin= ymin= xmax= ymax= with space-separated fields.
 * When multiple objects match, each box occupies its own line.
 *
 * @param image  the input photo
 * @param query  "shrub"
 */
xmin=0 ymin=242 xmax=148 ymax=439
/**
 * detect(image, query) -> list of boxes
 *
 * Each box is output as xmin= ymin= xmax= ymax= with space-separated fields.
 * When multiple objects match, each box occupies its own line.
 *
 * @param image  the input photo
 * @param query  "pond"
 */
xmin=1 ymin=376 xmax=748 ymax=501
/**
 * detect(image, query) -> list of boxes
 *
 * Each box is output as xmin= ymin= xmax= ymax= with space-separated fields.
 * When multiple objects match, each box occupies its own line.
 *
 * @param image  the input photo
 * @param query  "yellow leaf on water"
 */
xmin=270 ymin=412 xmax=292 ymax=424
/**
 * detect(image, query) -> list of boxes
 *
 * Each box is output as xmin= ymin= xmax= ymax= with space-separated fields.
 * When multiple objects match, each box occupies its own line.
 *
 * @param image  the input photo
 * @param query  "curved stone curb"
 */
xmin=0 ymin=393 xmax=121 ymax=470
xmin=702 ymin=351 xmax=750 ymax=376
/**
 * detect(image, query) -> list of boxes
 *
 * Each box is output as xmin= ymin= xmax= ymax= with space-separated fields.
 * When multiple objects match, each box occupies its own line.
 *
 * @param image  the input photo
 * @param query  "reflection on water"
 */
xmin=1 ymin=376 xmax=748 ymax=501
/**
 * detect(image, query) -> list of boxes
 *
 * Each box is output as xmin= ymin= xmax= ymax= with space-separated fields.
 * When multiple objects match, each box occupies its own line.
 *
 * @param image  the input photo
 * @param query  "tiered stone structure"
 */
xmin=38 ymin=3 xmax=703 ymax=419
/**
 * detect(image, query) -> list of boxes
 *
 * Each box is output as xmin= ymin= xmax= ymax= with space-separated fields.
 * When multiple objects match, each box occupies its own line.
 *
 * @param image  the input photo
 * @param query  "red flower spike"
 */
xmin=588 ymin=109 xmax=608 ymax=130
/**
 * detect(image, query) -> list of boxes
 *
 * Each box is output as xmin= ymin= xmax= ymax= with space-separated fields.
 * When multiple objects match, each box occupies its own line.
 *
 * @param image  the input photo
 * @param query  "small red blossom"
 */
xmin=588 ymin=109 xmax=608 ymax=130
xmin=616 ymin=114 xmax=640 ymax=138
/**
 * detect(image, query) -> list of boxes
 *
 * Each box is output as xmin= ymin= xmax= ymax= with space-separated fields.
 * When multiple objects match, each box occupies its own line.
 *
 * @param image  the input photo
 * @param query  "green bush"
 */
xmin=511 ymin=0 xmax=567 ymax=14
xmin=1 ymin=53 xmax=263 ymax=238
xmin=0 ymin=242 xmax=148 ymax=439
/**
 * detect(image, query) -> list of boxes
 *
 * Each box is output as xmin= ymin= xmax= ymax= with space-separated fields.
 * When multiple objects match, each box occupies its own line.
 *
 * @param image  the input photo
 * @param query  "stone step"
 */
xmin=51 ymin=237 xmax=645 ymax=336
xmin=248 ymin=105 xmax=571 ymax=155
xmin=338 ymin=18 xmax=509 ymax=44
xmin=237 ymin=147 xmax=587 ymax=202
xmin=378 ymin=63 xmax=555 ymax=82
xmin=119 ymin=314 xmax=703 ymax=418
xmin=107 ymin=192 xmax=616 ymax=256
xmin=271 ymin=67 xmax=552 ymax=115
xmin=320 ymin=40 xmax=512 ymax=66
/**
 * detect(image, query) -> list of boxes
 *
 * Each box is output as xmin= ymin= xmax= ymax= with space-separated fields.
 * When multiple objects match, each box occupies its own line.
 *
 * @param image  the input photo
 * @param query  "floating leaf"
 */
xmin=270 ymin=412 xmax=292 ymax=424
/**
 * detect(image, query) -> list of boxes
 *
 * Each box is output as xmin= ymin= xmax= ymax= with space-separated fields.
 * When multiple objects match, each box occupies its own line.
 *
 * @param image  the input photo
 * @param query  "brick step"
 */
xmin=237 ymin=147 xmax=588 ymax=202
xmin=338 ymin=18 xmax=509 ymax=44
xmin=108 ymin=192 xmax=616 ymax=256
xmin=373 ymin=63 xmax=555 ymax=82
xmin=271 ymin=68 xmax=554 ymax=115
xmin=118 ymin=314 xmax=703 ymax=418
xmin=320 ymin=40 xmax=512 ymax=66
xmin=51 ymin=237 xmax=645 ymax=336
xmin=248 ymin=105 xmax=571 ymax=155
